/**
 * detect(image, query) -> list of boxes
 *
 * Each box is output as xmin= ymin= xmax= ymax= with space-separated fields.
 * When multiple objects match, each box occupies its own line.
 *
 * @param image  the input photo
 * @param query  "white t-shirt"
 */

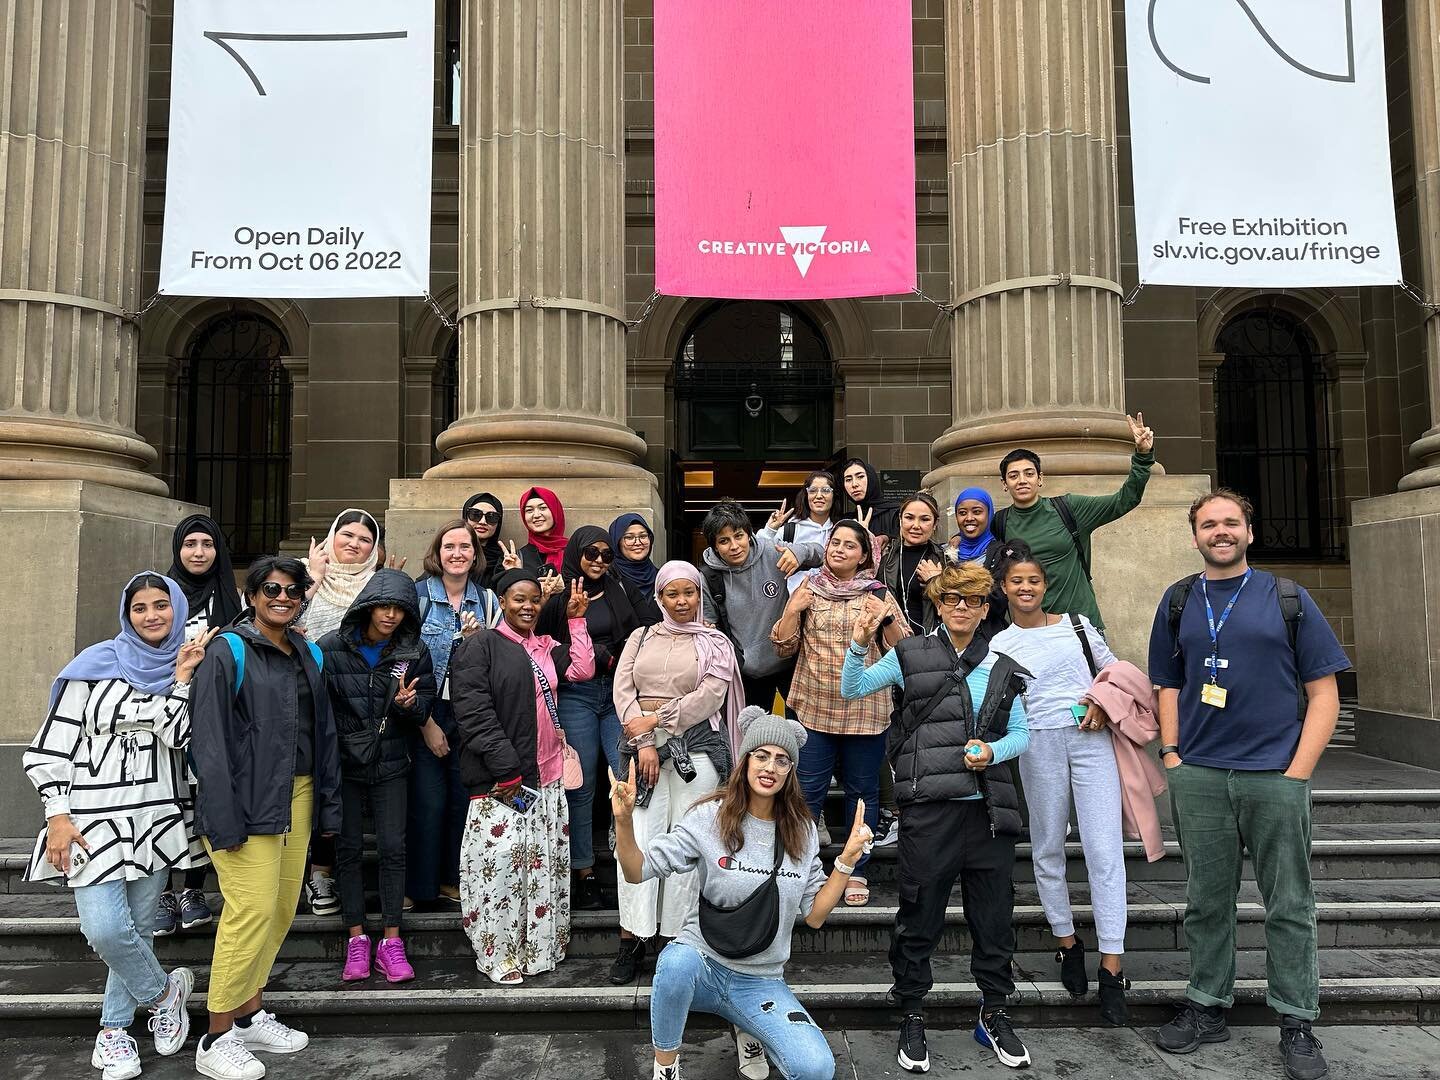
xmin=758 ymin=518 xmax=834 ymax=593
xmin=990 ymin=615 xmax=1116 ymax=730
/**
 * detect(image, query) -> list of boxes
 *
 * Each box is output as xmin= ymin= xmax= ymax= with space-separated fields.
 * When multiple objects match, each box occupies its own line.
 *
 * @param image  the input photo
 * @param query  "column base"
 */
xmin=428 ymin=416 xmax=651 ymax=478
xmin=922 ymin=471 xmax=1212 ymax=665
xmin=1350 ymin=487 xmax=1440 ymax=766
xmin=0 ymin=479 xmax=202 ymax=835
xmin=386 ymin=472 xmax=667 ymax=572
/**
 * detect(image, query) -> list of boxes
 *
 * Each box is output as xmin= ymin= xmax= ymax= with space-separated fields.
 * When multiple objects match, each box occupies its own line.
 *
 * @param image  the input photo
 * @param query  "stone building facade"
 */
xmin=3 ymin=1 xmax=1440 ymax=831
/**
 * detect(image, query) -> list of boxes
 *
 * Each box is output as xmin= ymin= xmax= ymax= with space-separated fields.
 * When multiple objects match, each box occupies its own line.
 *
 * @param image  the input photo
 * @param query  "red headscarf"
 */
xmin=521 ymin=486 xmax=569 ymax=571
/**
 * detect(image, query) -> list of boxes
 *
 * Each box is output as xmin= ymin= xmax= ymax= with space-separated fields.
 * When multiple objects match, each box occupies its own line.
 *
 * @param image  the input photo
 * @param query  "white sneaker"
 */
xmin=874 ymin=810 xmax=900 ymax=848
xmin=195 ymin=1032 xmax=265 ymax=1080
xmin=147 ymin=967 xmax=193 ymax=1056
xmin=91 ymin=1029 xmax=141 ymax=1080
xmin=231 ymin=1010 xmax=309 ymax=1054
xmin=304 ymin=870 xmax=339 ymax=916
xmin=651 ymin=1058 xmax=680 ymax=1080
xmin=735 ymin=1027 xmax=770 ymax=1079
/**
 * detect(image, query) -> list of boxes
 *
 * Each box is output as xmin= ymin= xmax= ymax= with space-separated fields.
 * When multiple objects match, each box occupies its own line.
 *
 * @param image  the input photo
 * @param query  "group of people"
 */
xmin=25 ymin=411 xmax=1351 ymax=1080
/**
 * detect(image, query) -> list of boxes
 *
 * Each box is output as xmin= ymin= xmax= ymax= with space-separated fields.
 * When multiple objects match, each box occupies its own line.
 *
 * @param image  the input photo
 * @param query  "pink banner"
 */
xmin=654 ymin=1 xmax=915 ymax=301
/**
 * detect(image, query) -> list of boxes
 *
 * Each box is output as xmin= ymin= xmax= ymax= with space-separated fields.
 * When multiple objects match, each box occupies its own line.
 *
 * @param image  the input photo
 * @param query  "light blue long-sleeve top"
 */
xmin=840 ymin=632 xmax=1030 ymax=800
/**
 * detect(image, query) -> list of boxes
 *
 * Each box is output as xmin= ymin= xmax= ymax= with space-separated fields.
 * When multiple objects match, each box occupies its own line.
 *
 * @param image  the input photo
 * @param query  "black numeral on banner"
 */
xmin=1147 ymin=0 xmax=1356 ymax=86
xmin=203 ymin=30 xmax=410 ymax=96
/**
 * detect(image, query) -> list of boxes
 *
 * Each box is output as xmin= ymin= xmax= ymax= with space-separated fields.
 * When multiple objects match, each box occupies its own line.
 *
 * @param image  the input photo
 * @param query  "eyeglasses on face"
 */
xmin=936 ymin=592 xmax=987 ymax=610
xmin=748 ymin=749 xmax=793 ymax=771
xmin=465 ymin=509 xmax=501 ymax=525
xmin=581 ymin=545 xmax=615 ymax=563
xmin=808 ymin=486 xmax=834 ymax=496
xmin=259 ymin=582 xmax=305 ymax=600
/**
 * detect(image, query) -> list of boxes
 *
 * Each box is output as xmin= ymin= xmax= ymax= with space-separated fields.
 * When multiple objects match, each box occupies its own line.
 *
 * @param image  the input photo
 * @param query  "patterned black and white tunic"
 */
xmin=24 ymin=678 xmax=206 ymax=887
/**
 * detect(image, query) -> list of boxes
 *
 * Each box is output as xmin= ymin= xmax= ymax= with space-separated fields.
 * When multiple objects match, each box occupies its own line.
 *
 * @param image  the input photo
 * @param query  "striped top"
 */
xmin=23 ymin=678 xmax=205 ymax=887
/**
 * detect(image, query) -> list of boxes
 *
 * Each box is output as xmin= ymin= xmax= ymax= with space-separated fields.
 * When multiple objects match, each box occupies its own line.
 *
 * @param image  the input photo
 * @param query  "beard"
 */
xmin=1199 ymin=536 xmax=1248 ymax=569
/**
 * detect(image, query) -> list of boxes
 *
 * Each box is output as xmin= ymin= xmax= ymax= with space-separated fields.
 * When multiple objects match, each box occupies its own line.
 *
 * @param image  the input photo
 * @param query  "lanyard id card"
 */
xmin=1200 ymin=683 xmax=1228 ymax=708
xmin=1199 ymin=569 xmax=1251 ymax=711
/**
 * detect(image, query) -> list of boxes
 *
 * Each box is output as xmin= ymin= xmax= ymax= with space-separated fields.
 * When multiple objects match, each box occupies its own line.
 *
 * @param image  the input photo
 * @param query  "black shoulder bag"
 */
xmin=698 ymin=827 xmax=784 ymax=960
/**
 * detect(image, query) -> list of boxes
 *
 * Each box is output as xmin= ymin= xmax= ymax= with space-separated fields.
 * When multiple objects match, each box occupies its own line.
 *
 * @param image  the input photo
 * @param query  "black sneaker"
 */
xmin=1097 ymin=967 xmax=1131 ymax=1026
xmin=1056 ymin=938 xmax=1088 ymax=997
xmin=1279 ymin=1017 xmax=1329 ymax=1080
xmin=573 ymin=874 xmax=605 ymax=911
xmin=897 ymin=1012 xmax=929 ymax=1073
xmin=607 ymin=937 xmax=646 ymax=985
xmin=976 ymin=1006 xmax=1031 ymax=1069
xmin=1155 ymin=1001 xmax=1230 ymax=1053
xmin=153 ymin=891 xmax=179 ymax=937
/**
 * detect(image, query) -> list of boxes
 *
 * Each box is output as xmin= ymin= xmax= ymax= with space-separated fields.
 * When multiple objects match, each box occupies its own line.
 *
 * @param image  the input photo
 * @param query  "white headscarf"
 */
xmin=305 ymin=508 xmax=380 ymax=616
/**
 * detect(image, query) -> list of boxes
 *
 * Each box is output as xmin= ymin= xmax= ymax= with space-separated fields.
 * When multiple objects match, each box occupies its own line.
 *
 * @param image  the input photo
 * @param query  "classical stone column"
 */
xmin=388 ymin=0 xmax=662 ymax=560
xmin=0 ymin=0 xmax=168 ymax=496
xmin=925 ymin=0 xmax=1135 ymax=481
xmin=1349 ymin=0 xmax=1440 ymax=768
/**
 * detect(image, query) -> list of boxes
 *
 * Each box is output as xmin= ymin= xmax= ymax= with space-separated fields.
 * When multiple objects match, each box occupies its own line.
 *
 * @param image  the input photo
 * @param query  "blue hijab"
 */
xmin=49 ymin=572 xmax=189 ymax=709
xmin=953 ymin=487 xmax=997 ymax=562
xmin=608 ymin=512 xmax=659 ymax=595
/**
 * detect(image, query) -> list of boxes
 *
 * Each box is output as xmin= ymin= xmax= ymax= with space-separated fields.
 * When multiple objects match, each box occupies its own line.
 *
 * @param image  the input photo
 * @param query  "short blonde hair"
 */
xmin=925 ymin=562 xmax=993 ymax=605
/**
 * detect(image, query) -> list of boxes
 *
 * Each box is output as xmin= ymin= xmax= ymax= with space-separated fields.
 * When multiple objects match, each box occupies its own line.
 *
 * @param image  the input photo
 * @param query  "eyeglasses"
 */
xmin=259 ymin=582 xmax=305 ymax=600
xmin=807 ymin=486 xmax=833 ymax=496
xmin=581 ymin=545 xmax=616 ymax=563
xmin=465 ymin=509 xmax=500 ymax=525
xmin=748 ymin=749 xmax=793 ymax=771
xmin=936 ymin=592 xmax=987 ymax=610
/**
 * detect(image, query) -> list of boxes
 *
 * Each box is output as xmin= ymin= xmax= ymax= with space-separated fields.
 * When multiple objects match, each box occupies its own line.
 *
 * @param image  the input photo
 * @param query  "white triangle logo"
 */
xmin=780 ymin=226 xmax=827 ymax=277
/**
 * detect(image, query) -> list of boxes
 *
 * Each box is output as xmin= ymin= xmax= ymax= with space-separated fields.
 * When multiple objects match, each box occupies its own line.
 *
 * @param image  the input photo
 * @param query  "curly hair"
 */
xmin=924 ymin=561 xmax=994 ymax=605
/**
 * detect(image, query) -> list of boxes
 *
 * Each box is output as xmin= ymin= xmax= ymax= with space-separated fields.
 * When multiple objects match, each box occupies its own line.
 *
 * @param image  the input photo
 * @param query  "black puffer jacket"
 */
xmin=318 ymin=569 xmax=435 ymax=783
xmin=191 ymin=619 xmax=343 ymax=850
xmin=888 ymin=632 xmax=1030 ymax=836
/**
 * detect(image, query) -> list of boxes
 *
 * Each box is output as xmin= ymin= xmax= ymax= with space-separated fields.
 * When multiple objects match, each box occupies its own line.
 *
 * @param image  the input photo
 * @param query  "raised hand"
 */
xmin=767 ymin=499 xmax=795 ymax=531
xmin=916 ymin=558 xmax=943 ymax=584
xmin=856 ymin=506 xmax=873 ymax=532
xmin=851 ymin=594 xmax=886 ymax=647
xmin=776 ymin=546 xmax=800 ymax=576
xmin=500 ymin=540 xmax=522 ymax=571
xmin=608 ymin=765 xmax=636 ymax=821
xmin=459 ymin=611 xmax=482 ymax=637
xmin=386 ymin=554 xmax=408 ymax=571
xmin=839 ymin=799 xmax=874 ymax=865
xmin=540 ymin=572 xmax=566 ymax=598
xmin=175 ymin=626 xmax=218 ymax=684
xmin=566 ymin=578 xmax=591 ymax=619
xmin=395 ymin=677 xmax=420 ymax=709
xmin=307 ymin=536 xmax=330 ymax=580
xmin=788 ymin=579 xmax=815 ymax=613
xmin=1127 ymin=411 xmax=1155 ymax=454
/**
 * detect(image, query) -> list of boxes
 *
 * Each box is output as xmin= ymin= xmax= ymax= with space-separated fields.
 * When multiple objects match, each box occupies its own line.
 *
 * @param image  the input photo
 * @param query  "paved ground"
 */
xmin=7 ymin=1025 xmax=1440 ymax=1079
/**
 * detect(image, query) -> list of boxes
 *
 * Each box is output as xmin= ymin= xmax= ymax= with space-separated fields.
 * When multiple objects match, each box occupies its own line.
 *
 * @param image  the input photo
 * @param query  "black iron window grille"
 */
xmin=432 ymin=336 xmax=460 ymax=467
xmin=169 ymin=310 xmax=293 ymax=563
xmin=1214 ymin=307 xmax=1344 ymax=560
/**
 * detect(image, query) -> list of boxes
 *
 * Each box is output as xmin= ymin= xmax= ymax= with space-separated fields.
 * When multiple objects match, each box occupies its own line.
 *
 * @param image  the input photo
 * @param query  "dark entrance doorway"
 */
xmin=669 ymin=302 xmax=841 ymax=559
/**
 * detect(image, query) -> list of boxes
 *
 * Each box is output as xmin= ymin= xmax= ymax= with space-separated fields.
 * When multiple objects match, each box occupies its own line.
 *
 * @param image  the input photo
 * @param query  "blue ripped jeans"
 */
xmin=651 ymin=942 xmax=834 ymax=1080
xmin=73 ymin=869 xmax=172 ymax=1029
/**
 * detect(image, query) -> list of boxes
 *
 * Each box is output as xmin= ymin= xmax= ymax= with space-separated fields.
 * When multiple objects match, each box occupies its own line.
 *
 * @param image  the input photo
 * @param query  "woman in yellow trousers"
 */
xmin=190 ymin=556 xmax=344 ymax=1080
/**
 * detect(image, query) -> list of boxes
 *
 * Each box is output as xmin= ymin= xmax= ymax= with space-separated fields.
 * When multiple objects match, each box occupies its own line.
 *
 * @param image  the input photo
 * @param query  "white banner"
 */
xmin=159 ymin=1 xmax=433 ymax=298
xmin=1127 ymin=0 xmax=1400 ymax=288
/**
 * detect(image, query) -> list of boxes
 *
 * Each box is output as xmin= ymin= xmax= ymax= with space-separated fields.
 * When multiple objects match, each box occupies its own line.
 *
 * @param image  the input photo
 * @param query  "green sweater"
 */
xmin=996 ymin=450 xmax=1155 ymax=630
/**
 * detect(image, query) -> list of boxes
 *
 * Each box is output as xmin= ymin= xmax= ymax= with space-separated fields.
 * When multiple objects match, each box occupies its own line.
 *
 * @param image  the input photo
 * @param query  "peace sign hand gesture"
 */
xmin=175 ymin=626 xmax=219 ymax=685
xmin=767 ymin=499 xmax=795 ymax=531
xmin=1127 ymin=411 xmax=1155 ymax=454
xmin=307 ymin=536 xmax=330 ymax=581
xmin=608 ymin=766 xmax=636 ymax=822
xmin=499 ymin=540 xmax=521 ymax=571
xmin=839 ymin=799 xmax=874 ymax=865
xmin=566 ymin=578 xmax=591 ymax=619
xmin=394 ymin=677 xmax=420 ymax=709
xmin=856 ymin=505 xmax=873 ymax=532
xmin=851 ymin=594 xmax=886 ymax=647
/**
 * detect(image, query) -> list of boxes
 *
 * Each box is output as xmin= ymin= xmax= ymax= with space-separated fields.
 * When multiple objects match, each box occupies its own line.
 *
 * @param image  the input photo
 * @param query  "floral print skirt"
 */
xmin=459 ymin=780 xmax=571 ymax=978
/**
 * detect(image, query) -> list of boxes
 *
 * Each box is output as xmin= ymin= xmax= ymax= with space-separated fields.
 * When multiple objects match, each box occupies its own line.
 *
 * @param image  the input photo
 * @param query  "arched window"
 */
xmin=1214 ymin=308 xmax=1342 ymax=558
xmin=431 ymin=335 xmax=460 ymax=467
xmin=169 ymin=310 xmax=293 ymax=562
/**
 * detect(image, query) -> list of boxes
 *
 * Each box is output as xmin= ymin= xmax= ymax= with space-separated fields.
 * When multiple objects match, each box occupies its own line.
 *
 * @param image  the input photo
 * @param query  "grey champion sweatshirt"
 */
xmin=642 ymin=799 xmax=827 ymax=978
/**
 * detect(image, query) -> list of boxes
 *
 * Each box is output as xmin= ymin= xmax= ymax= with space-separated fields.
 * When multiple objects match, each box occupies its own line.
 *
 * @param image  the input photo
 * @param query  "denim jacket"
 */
xmin=415 ymin=576 xmax=500 ymax=691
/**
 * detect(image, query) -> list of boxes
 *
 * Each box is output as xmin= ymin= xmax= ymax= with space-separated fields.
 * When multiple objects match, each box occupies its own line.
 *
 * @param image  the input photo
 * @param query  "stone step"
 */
xmin=4 ymin=877 xmax=1438 ymax=963
xmin=3 ymin=947 xmax=1438 ymax=1035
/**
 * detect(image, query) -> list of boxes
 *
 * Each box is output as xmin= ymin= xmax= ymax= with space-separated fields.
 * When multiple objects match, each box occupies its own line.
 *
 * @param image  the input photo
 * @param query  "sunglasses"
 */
xmin=259 ymin=582 xmax=305 ymax=600
xmin=581 ymin=545 xmax=615 ymax=563
xmin=465 ymin=509 xmax=501 ymax=525
xmin=936 ymin=592 xmax=987 ymax=610
xmin=748 ymin=749 xmax=793 ymax=771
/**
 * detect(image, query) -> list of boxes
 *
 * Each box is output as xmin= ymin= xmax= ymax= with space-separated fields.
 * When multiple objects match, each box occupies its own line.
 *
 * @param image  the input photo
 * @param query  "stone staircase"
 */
xmin=2 ymin=748 xmax=1438 ymax=1035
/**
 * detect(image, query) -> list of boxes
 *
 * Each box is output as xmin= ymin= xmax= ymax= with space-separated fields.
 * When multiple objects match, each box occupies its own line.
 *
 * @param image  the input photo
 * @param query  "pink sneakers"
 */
xmin=375 ymin=936 xmax=415 ymax=983
xmin=342 ymin=934 xmax=371 ymax=981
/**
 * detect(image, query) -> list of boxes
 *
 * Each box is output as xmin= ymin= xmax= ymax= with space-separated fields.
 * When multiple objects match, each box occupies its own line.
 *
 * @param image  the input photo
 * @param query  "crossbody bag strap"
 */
xmin=527 ymin=656 xmax=563 ymax=733
xmin=1069 ymin=612 xmax=1099 ymax=678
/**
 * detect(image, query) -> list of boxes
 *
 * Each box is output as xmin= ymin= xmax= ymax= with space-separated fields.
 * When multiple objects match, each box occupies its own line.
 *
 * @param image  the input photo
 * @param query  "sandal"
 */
xmin=486 ymin=967 xmax=523 ymax=985
xmin=844 ymin=875 xmax=870 ymax=906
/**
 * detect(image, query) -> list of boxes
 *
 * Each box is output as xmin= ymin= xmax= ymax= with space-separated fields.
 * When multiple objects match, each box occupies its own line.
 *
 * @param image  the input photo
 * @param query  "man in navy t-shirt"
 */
xmin=1147 ymin=489 xmax=1348 ymax=1080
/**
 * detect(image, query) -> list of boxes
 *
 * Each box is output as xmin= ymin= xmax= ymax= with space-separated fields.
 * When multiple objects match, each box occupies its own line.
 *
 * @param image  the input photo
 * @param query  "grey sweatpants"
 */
xmin=1017 ymin=724 xmax=1129 ymax=954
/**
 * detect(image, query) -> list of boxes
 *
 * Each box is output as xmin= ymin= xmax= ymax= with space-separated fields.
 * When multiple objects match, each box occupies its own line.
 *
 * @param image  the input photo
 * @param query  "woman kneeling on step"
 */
xmin=613 ymin=706 xmax=873 ymax=1080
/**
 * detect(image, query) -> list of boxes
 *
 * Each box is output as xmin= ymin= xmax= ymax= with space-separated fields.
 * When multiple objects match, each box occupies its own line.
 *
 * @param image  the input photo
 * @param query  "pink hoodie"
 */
xmin=1083 ymin=660 xmax=1167 ymax=862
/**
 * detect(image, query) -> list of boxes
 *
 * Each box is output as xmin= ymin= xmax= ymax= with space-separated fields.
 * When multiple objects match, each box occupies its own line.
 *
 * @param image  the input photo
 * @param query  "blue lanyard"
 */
xmin=1199 ymin=569 xmax=1251 ymax=681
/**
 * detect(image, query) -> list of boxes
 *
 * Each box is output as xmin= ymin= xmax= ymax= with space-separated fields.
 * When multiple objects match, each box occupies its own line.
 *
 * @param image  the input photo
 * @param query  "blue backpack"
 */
xmin=220 ymin=632 xmax=323 ymax=694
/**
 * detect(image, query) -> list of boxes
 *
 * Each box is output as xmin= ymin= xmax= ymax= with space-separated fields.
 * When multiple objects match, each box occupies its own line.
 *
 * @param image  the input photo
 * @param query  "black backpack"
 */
xmin=699 ymin=565 xmax=744 ymax=668
xmin=991 ymin=496 xmax=1090 ymax=581
xmin=1164 ymin=573 xmax=1306 ymax=721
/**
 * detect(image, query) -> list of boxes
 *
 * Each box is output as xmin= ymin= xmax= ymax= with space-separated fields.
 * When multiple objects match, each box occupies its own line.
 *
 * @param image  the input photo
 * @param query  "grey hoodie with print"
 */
xmin=700 ymin=534 xmax=824 ymax=678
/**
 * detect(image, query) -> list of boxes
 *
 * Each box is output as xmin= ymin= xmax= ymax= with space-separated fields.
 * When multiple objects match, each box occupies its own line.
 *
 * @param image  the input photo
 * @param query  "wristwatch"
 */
xmin=1160 ymin=744 xmax=1181 ymax=758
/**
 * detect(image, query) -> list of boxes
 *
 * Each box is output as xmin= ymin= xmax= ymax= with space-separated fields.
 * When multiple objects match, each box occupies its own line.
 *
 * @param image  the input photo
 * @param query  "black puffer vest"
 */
xmin=888 ymin=633 xmax=1030 ymax=836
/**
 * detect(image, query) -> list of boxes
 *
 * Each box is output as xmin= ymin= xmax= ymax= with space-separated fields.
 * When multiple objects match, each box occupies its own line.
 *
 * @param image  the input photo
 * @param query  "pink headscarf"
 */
xmin=655 ymin=560 xmax=745 ymax=758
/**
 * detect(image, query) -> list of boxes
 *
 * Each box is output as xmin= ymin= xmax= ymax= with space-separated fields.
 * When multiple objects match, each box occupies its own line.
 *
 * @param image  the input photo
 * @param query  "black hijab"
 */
xmin=462 ymin=491 xmax=505 ymax=588
xmin=840 ymin=457 xmax=899 ymax=538
xmin=537 ymin=525 xmax=641 ymax=645
xmin=167 ymin=514 xmax=241 ymax=629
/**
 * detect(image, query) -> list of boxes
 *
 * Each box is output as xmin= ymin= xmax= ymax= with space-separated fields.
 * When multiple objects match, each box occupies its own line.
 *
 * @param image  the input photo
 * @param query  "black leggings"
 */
xmin=171 ymin=867 xmax=207 ymax=891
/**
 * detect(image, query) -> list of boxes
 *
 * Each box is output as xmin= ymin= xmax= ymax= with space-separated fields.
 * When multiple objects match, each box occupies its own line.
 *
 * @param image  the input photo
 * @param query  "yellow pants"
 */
xmin=204 ymin=775 xmax=313 ymax=1013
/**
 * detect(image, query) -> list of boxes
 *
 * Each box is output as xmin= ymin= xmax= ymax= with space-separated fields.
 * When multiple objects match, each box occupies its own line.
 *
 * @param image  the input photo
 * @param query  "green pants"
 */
xmin=1168 ymin=762 xmax=1319 ymax=1019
